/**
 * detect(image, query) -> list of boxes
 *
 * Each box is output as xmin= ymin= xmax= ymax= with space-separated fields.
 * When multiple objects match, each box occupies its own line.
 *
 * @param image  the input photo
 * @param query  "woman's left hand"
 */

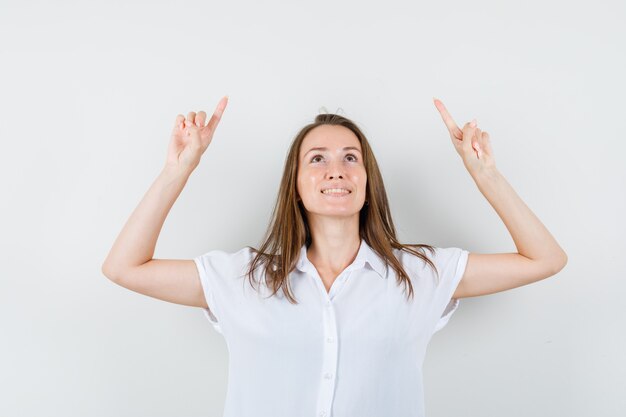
xmin=433 ymin=98 xmax=496 ymax=177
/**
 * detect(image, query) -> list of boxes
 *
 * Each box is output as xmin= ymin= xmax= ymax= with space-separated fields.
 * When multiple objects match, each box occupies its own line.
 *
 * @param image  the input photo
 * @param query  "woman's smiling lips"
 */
xmin=321 ymin=188 xmax=352 ymax=198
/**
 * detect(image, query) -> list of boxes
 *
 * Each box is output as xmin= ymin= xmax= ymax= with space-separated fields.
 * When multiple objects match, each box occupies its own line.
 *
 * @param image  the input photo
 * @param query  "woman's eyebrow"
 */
xmin=304 ymin=146 xmax=362 ymax=156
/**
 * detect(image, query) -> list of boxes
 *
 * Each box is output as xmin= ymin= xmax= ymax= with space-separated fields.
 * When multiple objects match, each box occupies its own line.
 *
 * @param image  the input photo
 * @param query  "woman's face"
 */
xmin=296 ymin=125 xmax=367 ymax=218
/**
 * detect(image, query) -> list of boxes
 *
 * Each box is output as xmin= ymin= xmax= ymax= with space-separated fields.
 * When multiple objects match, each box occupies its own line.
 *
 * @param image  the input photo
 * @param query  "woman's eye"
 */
xmin=310 ymin=154 xmax=358 ymax=163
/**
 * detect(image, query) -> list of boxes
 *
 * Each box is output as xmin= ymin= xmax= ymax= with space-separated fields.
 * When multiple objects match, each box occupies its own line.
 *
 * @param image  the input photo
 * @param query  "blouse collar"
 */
xmin=296 ymin=238 xmax=388 ymax=279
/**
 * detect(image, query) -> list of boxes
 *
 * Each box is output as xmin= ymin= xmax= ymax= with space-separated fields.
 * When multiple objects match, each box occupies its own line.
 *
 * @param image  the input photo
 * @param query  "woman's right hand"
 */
xmin=165 ymin=96 xmax=229 ymax=172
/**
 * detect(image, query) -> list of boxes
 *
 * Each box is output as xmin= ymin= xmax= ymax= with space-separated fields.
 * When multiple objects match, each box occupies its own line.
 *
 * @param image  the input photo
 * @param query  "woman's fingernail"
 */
xmin=470 ymin=118 xmax=477 ymax=127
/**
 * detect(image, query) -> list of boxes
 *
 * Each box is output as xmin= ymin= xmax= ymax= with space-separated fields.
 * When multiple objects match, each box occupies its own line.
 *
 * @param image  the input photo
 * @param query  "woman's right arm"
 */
xmin=101 ymin=96 xmax=228 ymax=308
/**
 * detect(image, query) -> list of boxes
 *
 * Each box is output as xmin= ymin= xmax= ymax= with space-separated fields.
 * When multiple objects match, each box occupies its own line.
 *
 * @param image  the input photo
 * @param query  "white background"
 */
xmin=1 ymin=0 xmax=624 ymax=416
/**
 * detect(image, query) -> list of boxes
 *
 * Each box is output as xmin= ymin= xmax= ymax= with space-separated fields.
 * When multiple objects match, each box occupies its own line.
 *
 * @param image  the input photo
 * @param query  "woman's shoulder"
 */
xmin=392 ymin=244 xmax=467 ymax=273
xmin=392 ymin=244 xmax=436 ymax=263
xmin=195 ymin=245 xmax=258 ymax=270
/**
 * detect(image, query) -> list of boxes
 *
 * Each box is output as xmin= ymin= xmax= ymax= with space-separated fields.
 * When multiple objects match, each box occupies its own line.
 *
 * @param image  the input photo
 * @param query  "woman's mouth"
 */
xmin=321 ymin=188 xmax=351 ymax=197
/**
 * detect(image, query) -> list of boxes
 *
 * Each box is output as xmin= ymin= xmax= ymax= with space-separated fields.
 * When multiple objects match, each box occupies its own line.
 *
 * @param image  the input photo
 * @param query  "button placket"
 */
xmin=328 ymin=269 xmax=352 ymax=301
xmin=316 ymin=298 xmax=339 ymax=417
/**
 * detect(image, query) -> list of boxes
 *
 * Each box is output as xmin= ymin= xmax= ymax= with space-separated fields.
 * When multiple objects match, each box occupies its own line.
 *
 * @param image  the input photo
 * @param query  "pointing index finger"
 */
xmin=205 ymin=95 xmax=229 ymax=132
xmin=433 ymin=98 xmax=462 ymax=138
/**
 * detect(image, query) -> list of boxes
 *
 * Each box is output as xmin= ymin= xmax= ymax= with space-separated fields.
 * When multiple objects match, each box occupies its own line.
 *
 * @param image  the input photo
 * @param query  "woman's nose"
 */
xmin=325 ymin=161 xmax=345 ymax=179
xmin=326 ymin=170 xmax=344 ymax=179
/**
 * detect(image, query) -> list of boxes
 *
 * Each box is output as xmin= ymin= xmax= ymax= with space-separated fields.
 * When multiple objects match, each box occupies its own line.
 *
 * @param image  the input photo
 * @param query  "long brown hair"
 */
xmin=244 ymin=112 xmax=439 ymax=304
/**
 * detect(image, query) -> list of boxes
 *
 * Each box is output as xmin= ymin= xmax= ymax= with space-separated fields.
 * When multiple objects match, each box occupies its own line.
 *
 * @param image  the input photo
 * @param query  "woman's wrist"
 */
xmin=160 ymin=163 xmax=193 ymax=186
xmin=471 ymin=165 xmax=501 ymax=185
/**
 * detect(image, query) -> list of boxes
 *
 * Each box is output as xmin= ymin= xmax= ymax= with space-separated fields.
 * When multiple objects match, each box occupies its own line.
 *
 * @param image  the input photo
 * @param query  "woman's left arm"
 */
xmin=433 ymin=98 xmax=568 ymax=299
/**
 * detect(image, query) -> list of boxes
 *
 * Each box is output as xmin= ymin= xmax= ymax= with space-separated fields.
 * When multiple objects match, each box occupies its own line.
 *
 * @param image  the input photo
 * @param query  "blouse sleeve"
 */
xmin=193 ymin=249 xmax=244 ymax=335
xmin=429 ymin=247 xmax=470 ymax=334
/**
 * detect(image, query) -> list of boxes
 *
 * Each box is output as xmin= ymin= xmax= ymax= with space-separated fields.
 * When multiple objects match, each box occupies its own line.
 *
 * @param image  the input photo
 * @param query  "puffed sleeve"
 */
xmin=429 ymin=247 xmax=470 ymax=334
xmin=193 ymin=248 xmax=248 ymax=335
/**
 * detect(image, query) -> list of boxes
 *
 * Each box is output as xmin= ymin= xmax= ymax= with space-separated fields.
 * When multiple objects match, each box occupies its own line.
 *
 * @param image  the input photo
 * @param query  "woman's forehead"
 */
xmin=300 ymin=125 xmax=361 ymax=156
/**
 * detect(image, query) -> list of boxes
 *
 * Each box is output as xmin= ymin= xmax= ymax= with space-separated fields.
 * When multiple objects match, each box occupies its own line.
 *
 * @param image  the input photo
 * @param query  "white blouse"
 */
xmin=194 ymin=238 xmax=469 ymax=417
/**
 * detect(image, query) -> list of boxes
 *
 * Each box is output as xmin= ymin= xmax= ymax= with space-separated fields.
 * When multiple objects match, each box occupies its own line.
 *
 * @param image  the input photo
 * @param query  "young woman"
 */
xmin=102 ymin=96 xmax=567 ymax=417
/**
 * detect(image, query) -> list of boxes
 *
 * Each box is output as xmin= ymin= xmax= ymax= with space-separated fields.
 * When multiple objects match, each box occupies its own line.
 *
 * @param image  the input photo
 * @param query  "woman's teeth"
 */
xmin=322 ymin=188 xmax=350 ymax=195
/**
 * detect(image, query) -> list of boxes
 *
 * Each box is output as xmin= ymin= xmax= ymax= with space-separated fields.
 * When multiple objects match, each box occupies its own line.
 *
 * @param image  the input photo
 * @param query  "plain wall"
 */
xmin=1 ymin=0 xmax=624 ymax=416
